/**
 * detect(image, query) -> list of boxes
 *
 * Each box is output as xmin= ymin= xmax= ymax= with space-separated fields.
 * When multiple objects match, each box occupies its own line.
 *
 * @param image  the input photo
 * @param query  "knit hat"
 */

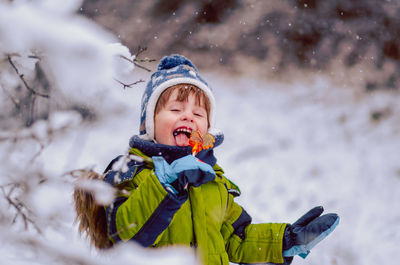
xmin=139 ymin=54 xmax=216 ymax=141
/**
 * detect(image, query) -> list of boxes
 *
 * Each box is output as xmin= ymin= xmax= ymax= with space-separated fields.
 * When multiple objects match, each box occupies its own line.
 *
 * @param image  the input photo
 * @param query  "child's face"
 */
xmin=154 ymin=89 xmax=208 ymax=146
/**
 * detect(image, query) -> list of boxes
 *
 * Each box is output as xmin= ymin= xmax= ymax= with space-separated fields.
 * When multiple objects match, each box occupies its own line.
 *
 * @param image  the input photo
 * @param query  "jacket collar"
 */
xmin=129 ymin=133 xmax=224 ymax=166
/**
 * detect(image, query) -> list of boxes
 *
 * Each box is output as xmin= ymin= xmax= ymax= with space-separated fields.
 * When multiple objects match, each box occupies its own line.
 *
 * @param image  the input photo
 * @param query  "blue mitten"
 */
xmin=283 ymin=206 xmax=339 ymax=259
xmin=171 ymin=155 xmax=216 ymax=190
xmin=153 ymin=155 xmax=216 ymax=194
xmin=152 ymin=156 xmax=178 ymax=194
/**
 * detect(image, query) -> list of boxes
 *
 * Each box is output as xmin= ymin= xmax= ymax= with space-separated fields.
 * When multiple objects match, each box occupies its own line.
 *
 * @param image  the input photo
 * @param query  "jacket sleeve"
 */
xmin=105 ymin=166 xmax=187 ymax=246
xmin=221 ymin=193 xmax=287 ymax=264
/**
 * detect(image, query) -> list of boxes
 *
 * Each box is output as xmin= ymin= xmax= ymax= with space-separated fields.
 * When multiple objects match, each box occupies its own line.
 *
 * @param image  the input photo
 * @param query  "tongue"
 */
xmin=175 ymin=133 xmax=189 ymax=146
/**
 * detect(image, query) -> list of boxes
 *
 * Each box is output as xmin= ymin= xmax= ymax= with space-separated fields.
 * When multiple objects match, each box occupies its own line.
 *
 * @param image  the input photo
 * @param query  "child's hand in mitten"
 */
xmin=153 ymin=155 xmax=215 ymax=194
xmin=283 ymin=206 xmax=339 ymax=259
xmin=152 ymin=156 xmax=179 ymax=194
xmin=170 ymin=155 xmax=215 ymax=189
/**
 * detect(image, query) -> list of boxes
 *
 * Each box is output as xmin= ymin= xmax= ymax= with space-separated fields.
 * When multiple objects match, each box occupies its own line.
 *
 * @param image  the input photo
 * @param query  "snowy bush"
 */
xmin=0 ymin=0 xmax=197 ymax=264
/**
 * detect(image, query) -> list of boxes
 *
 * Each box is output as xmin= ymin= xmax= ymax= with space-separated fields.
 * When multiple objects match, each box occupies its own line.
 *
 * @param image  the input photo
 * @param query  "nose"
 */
xmin=181 ymin=110 xmax=194 ymax=122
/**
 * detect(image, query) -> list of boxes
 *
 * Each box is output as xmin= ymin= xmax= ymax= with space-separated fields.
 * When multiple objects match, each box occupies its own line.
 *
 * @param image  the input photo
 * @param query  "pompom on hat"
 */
xmin=139 ymin=54 xmax=217 ymax=141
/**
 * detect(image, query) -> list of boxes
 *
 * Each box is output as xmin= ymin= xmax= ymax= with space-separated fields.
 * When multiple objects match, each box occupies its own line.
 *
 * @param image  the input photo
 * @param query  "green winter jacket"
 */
xmin=105 ymin=147 xmax=287 ymax=265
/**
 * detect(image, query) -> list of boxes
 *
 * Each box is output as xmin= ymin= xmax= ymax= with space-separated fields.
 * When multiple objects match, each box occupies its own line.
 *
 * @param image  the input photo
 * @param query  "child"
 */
xmin=75 ymin=54 xmax=339 ymax=265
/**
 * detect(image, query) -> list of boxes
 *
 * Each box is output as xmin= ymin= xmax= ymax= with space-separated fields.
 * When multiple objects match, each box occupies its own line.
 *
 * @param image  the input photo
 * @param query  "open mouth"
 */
xmin=173 ymin=127 xmax=192 ymax=146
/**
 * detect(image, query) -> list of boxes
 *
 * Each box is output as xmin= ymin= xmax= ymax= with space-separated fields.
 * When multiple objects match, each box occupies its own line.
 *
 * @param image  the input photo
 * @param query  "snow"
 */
xmin=75 ymin=178 xmax=115 ymax=205
xmin=6 ymin=70 xmax=396 ymax=265
xmin=0 ymin=0 xmax=138 ymax=112
xmin=208 ymin=74 xmax=400 ymax=265
xmin=48 ymin=111 xmax=83 ymax=131
xmin=1 ymin=0 xmax=399 ymax=264
xmin=29 ymin=180 xmax=72 ymax=220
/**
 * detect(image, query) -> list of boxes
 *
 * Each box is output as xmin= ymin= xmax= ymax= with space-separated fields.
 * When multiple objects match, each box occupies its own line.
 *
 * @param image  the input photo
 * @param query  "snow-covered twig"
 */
xmin=120 ymin=46 xmax=156 ymax=73
xmin=134 ymin=46 xmax=156 ymax=63
xmin=114 ymin=77 xmax=145 ymax=89
xmin=0 ymin=183 xmax=42 ymax=234
xmin=7 ymin=54 xmax=49 ymax=98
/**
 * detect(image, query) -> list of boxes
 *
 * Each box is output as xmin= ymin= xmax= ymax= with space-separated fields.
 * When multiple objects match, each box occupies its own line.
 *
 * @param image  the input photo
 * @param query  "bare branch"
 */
xmin=120 ymin=54 xmax=153 ymax=72
xmin=27 ymin=93 xmax=36 ymax=127
xmin=134 ymin=45 xmax=146 ymax=58
xmin=113 ymin=78 xmax=144 ymax=89
xmin=134 ymin=46 xmax=156 ymax=63
xmin=114 ymin=46 xmax=153 ymax=89
xmin=29 ymin=136 xmax=46 ymax=164
xmin=0 ymin=184 xmax=42 ymax=234
xmin=134 ymin=46 xmax=155 ymax=62
xmin=7 ymin=55 xmax=50 ymax=99
xmin=28 ymin=55 xmax=40 ymax=60
xmin=0 ymin=126 xmax=47 ymax=163
xmin=119 ymin=46 xmax=156 ymax=72
xmin=1 ymin=86 xmax=20 ymax=109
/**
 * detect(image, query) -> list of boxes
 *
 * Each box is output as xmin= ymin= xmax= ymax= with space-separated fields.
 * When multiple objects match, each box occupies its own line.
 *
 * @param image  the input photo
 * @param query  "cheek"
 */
xmin=154 ymin=113 xmax=173 ymax=136
xmin=154 ymin=115 xmax=165 ymax=137
xmin=198 ymin=118 xmax=209 ymax=134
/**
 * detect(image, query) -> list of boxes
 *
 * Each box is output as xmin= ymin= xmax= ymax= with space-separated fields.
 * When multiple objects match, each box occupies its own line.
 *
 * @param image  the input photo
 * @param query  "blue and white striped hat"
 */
xmin=139 ymin=54 xmax=216 ymax=141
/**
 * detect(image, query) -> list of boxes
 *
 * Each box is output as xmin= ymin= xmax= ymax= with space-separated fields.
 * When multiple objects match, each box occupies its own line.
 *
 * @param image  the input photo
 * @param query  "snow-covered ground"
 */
xmin=208 ymin=73 xmax=400 ymax=265
xmin=10 ymin=70 xmax=397 ymax=265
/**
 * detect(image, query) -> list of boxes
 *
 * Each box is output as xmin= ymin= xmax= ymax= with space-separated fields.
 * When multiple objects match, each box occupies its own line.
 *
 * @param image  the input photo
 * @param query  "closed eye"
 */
xmin=167 ymin=102 xmax=184 ymax=112
xmin=194 ymin=108 xmax=206 ymax=117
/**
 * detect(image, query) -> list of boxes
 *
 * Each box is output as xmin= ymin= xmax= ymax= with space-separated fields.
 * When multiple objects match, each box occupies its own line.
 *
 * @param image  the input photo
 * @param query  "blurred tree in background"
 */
xmin=80 ymin=0 xmax=400 ymax=90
